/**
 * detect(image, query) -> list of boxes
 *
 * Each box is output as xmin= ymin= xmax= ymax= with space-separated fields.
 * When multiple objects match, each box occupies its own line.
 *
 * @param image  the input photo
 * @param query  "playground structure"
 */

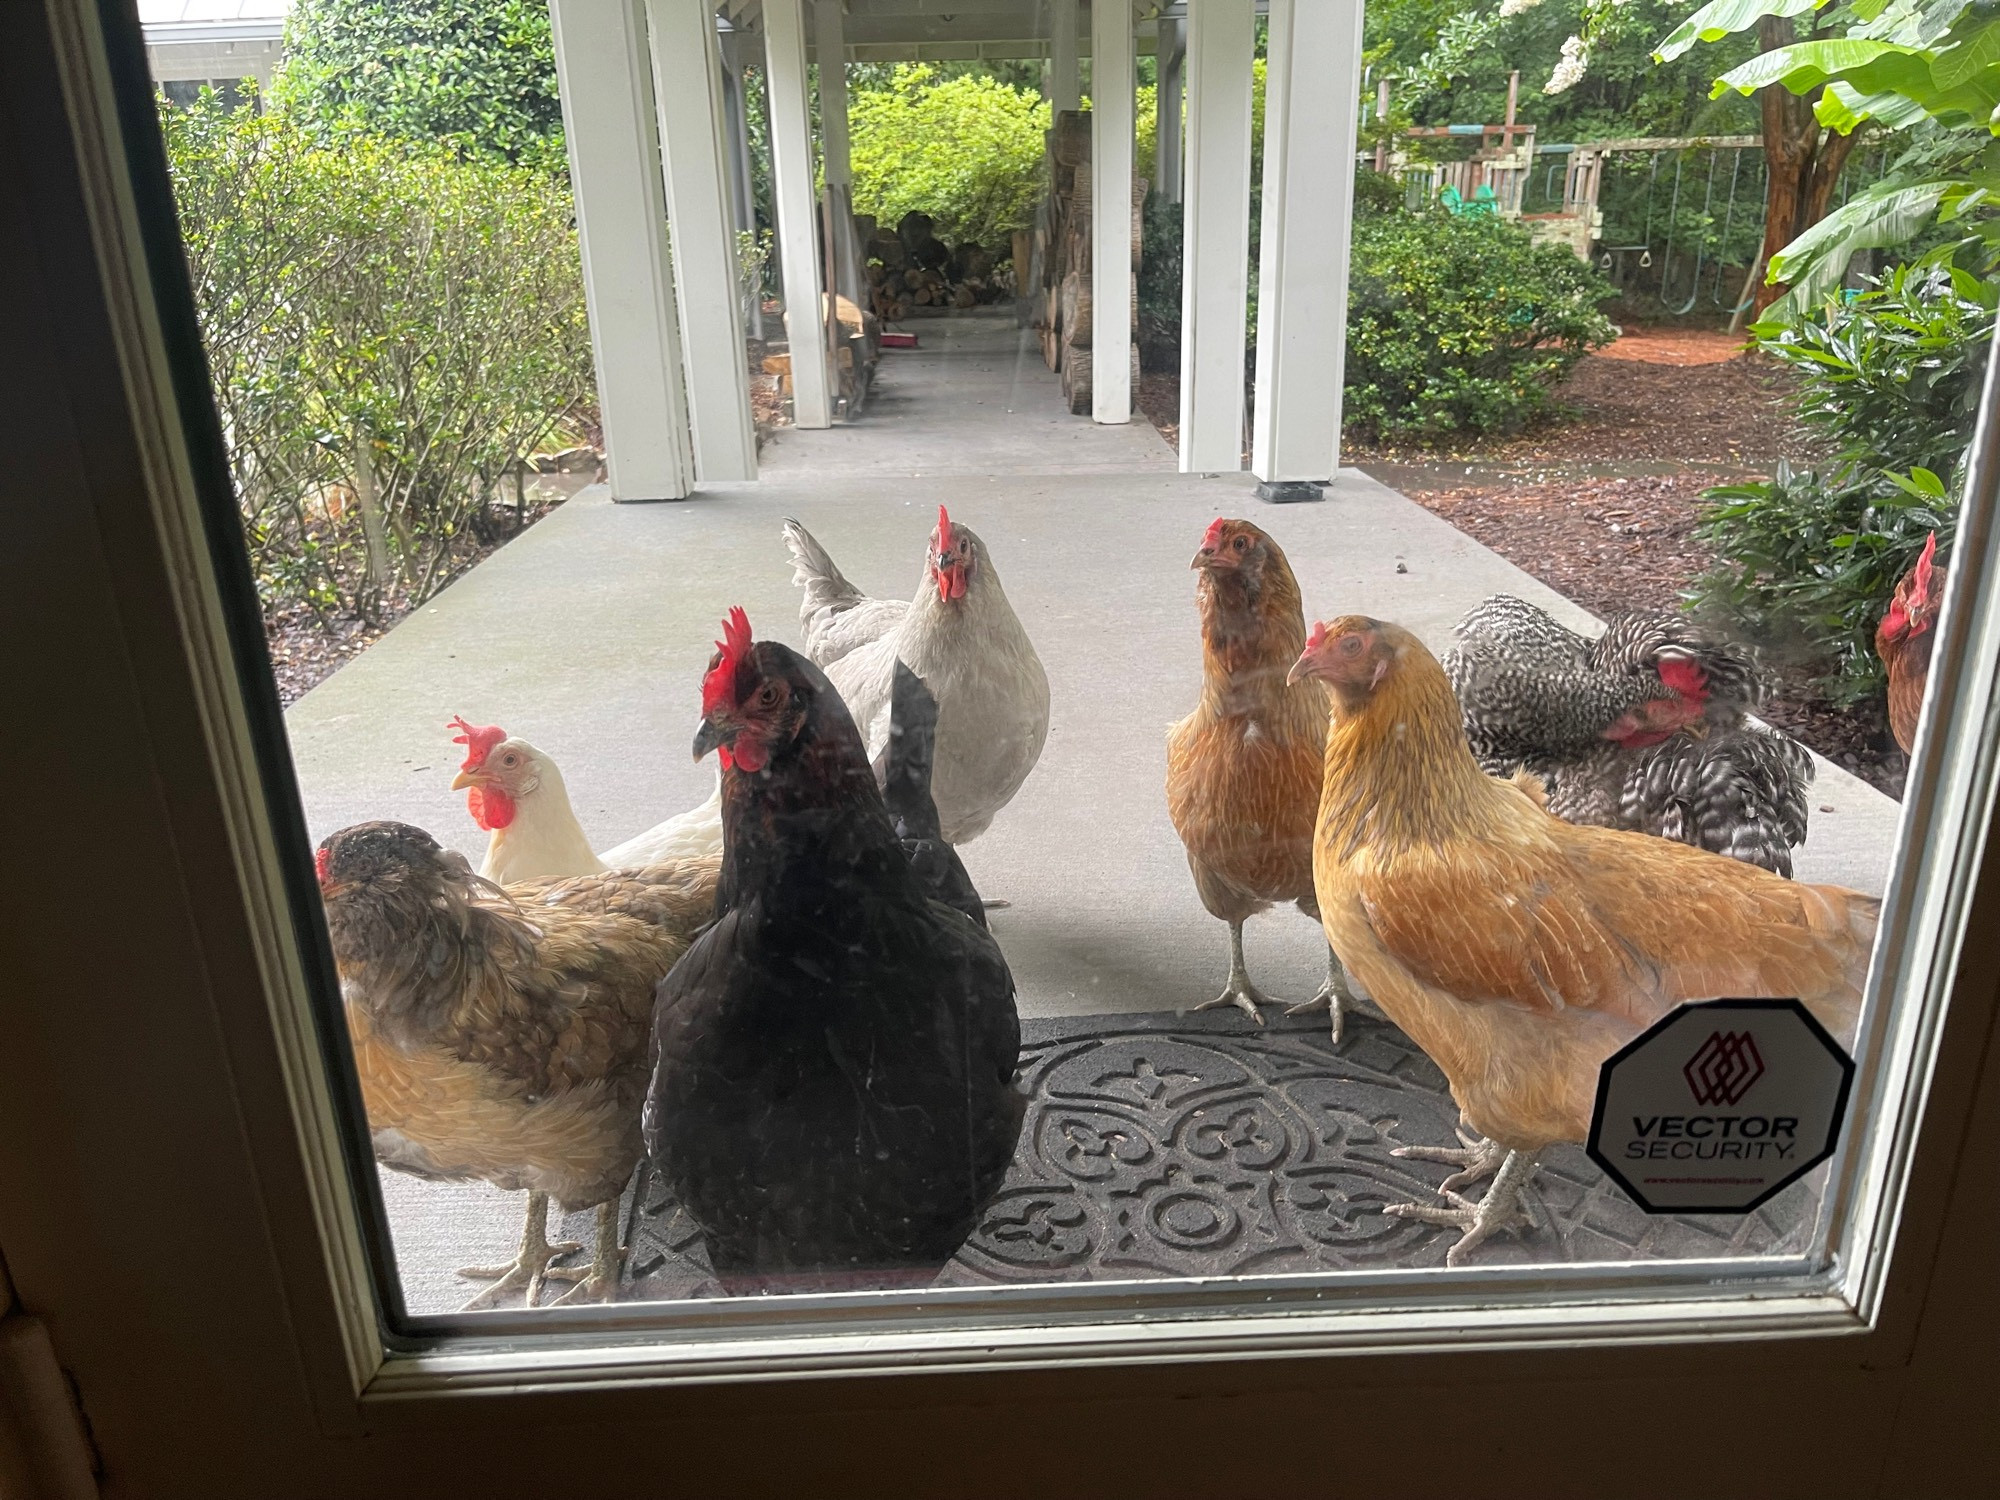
xmin=1384 ymin=122 xmax=1771 ymax=319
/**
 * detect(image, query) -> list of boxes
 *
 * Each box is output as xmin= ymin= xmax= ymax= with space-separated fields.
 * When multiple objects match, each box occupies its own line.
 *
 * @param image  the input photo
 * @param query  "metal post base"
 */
xmin=1255 ymin=480 xmax=1326 ymax=504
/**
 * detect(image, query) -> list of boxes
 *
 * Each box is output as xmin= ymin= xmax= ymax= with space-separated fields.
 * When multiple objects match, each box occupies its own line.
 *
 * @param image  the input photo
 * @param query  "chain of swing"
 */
xmin=1581 ymin=145 xmax=1884 ymax=316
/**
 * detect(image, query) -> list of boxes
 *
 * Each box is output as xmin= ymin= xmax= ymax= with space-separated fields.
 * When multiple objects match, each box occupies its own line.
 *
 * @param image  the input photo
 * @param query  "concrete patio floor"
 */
xmin=283 ymin=311 xmax=1907 ymax=1312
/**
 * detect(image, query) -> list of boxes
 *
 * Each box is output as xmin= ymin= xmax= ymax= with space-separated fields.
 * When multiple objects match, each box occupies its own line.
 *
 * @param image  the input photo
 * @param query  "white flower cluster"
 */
xmin=1544 ymin=34 xmax=1588 ymax=94
xmin=1498 ymin=0 xmax=1543 ymax=16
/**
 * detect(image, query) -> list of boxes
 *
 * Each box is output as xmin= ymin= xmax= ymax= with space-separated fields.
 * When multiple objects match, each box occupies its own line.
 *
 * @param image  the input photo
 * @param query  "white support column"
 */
xmin=648 ymin=0 xmax=758 ymax=481
xmin=1177 ymin=0 xmax=1254 ymax=473
xmin=812 ymin=0 xmax=863 ymax=312
xmin=762 ymin=0 xmax=834 ymax=429
xmin=1157 ymin=17 xmax=1186 ymax=205
xmin=1252 ymin=0 xmax=1364 ymax=497
xmin=719 ymin=29 xmax=764 ymax=342
xmin=549 ymin=0 xmax=691 ymax=500
xmin=1050 ymin=0 xmax=1080 ymax=113
xmin=1089 ymin=0 xmax=1134 ymax=425
xmin=719 ymin=49 xmax=756 ymax=236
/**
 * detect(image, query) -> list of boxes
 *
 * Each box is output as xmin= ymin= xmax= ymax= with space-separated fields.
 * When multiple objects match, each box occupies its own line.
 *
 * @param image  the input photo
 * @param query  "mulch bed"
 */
xmin=263 ymin=602 xmax=394 ymax=707
xmin=1358 ymin=324 xmax=1808 ymax=471
xmin=1414 ymin=471 xmax=1718 ymax=618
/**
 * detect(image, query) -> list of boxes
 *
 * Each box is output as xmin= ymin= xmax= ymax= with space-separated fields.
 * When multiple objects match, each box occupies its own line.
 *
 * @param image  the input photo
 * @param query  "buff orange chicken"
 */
xmin=1167 ymin=519 xmax=1352 ymax=1038
xmin=1290 ymin=616 xmax=1878 ymax=1263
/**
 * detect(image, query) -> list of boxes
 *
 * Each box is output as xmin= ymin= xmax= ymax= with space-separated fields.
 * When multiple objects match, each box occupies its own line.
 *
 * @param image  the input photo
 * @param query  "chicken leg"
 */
xmin=1391 ymin=1124 xmax=1509 ymax=1194
xmin=548 ymin=1200 xmax=627 ymax=1306
xmin=1383 ymin=1147 xmax=1540 ymax=1266
xmin=1282 ymin=946 xmax=1358 ymax=1047
xmin=1194 ymin=921 xmax=1273 ymax=1023
xmin=458 ymin=1191 xmax=586 ymax=1310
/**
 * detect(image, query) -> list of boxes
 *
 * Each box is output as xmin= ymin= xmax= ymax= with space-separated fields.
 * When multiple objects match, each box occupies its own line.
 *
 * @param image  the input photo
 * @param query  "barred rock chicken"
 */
xmin=1166 ymin=519 xmax=1352 ymax=1038
xmin=317 ymin=821 xmax=718 ymax=1306
xmin=1878 ymin=532 xmax=1945 ymax=754
xmin=1445 ymin=596 xmax=1814 ymax=877
xmin=1293 ymin=617 xmax=1877 ymax=1264
xmin=645 ymin=609 xmax=1023 ymax=1294
xmin=783 ymin=507 xmax=1049 ymax=845
xmin=447 ymin=716 xmax=723 ymax=883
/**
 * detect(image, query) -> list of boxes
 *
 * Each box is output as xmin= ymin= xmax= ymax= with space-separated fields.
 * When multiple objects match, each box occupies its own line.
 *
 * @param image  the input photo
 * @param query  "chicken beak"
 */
xmin=1190 ymin=547 xmax=1213 ymax=570
xmin=693 ymin=716 xmax=730 ymax=761
xmin=449 ymin=769 xmax=479 ymax=791
xmin=1286 ymin=648 xmax=1318 ymax=688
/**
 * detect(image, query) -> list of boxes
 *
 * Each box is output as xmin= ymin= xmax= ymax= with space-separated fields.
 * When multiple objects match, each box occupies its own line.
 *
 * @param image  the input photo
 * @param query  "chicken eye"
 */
xmin=1340 ymin=636 xmax=1363 ymax=655
xmin=1232 ymin=535 xmax=1249 ymax=552
xmin=756 ymin=683 xmax=782 ymax=708
xmin=501 ymin=753 xmax=519 ymax=766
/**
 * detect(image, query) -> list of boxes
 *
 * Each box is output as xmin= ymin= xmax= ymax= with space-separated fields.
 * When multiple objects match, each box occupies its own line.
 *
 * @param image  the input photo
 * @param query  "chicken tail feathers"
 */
xmin=884 ymin=660 xmax=942 ymax=841
xmin=885 ymin=660 xmax=987 ymax=928
xmin=783 ymin=517 xmax=866 ymax=634
xmin=1794 ymin=885 xmax=1880 ymax=1052
xmin=1634 ymin=728 xmax=1814 ymax=878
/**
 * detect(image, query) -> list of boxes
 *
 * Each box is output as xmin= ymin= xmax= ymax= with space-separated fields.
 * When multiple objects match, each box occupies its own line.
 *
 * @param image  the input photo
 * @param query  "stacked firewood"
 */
xmin=860 ymin=212 xmax=1007 ymax=322
xmin=1027 ymin=111 xmax=1145 ymax=416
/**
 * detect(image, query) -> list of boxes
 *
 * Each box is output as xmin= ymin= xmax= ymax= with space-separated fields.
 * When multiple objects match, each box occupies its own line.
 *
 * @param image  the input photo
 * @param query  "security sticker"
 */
xmin=1587 ymin=998 xmax=1854 ymax=1213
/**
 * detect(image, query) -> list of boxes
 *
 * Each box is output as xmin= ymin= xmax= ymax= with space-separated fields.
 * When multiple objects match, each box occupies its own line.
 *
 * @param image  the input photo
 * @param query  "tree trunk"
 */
xmin=352 ymin=435 xmax=390 ymax=612
xmin=1747 ymin=16 xmax=1863 ymax=318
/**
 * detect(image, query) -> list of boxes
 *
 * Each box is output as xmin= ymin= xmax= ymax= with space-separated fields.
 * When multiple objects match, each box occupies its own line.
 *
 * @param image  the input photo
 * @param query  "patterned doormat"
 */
xmin=619 ymin=1009 xmax=1819 ymax=1300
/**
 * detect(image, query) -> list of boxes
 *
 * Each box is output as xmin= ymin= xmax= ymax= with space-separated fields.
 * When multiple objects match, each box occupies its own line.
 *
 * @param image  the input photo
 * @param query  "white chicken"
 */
xmin=783 ymin=507 xmax=1050 ymax=844
xmin=446 ymin=717 xmax=721 ymax=886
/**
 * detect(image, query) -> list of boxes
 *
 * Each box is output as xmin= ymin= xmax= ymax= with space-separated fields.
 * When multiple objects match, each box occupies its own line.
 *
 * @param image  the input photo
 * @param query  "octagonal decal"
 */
xmin=1587 ymin=999 xmax=1854 ymax=1214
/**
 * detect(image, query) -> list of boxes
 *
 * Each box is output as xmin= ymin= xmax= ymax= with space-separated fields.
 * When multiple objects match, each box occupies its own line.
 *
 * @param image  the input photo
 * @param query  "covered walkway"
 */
xmin=762 ymin=310 xmax=1173 ymax=477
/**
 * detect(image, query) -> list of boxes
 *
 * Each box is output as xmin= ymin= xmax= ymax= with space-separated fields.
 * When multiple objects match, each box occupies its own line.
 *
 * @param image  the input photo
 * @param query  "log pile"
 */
xmin=862 ymin=210 xmax=1008 ymax=323
xmin=1027 ymin=110 xmax=1146 ymax=416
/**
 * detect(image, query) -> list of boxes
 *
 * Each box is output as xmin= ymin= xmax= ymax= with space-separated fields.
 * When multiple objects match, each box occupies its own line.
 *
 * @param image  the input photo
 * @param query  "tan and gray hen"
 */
xmin=317 ymin=821 xmax=718 ymax=1307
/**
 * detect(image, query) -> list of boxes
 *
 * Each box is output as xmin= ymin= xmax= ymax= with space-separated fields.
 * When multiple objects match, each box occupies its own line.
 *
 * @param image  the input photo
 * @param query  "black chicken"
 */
xmin=1445 ymin=594 xmax=1814 ymax=876
xmin=644 ymin=609 xmax=1024 ymax=1295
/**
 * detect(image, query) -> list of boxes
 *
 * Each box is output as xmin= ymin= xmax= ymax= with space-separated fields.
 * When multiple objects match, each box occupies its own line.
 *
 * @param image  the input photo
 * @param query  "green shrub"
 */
xmin=1342 ymin=210 xmax=1616 ymax=441
xmin=1695 ymin=464 xmax=1952 ymax=700
xmin=1137 ymin=192 xmax=1184 ymax=373
xmin=1351 ymin=169 xmax=1408 ymax=217
xmin=1757 ymin=260 xmax=1992 ymax=485
xmin=272 ymin=0 xmax=565 ymax=170
xmin=162 ymin=93 xmax=593 ymax=621
xmin=1691 ymin=259 xmax=1992 ymax=699
xmin=848 ymin=65 xmax=1050 ymax=250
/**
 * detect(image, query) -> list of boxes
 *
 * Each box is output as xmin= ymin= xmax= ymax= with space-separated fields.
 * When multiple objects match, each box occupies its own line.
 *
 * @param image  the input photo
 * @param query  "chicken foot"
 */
xmin=1282 ymin=946 xmax=1358 ymax=1047
xmin=458 ymin=1191 xmax=587 ymax=1310
xmin=1194 ymin=921 xmax=1275 ymax=1023
xmin=547 ymin=1201 xmax=627 ymax=1306
xmin=1391 ymin=1124 xmax=1509 ymax=1194
xmin=1383 ymin=1148 xmax=1540 ymax=1267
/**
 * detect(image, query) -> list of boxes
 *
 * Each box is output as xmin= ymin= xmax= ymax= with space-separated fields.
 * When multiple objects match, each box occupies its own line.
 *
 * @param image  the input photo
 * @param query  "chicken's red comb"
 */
xmin=1202 ymin=517 xmax=1230 ymax=549
xmin=937 ymin=504 xmax=953 ymax=554
xmin=701 ymin=606 xmax=755 ymax=715
xmin=1914 ymin=531 xmax=1939 ymax=598
xmin=1304 ymin=620 xmax=1329 ymax=654
xmin=448 ymin=715 xmax=506 ymax=771
xmin=1656 ymin=653 xmax=1708 ymax=698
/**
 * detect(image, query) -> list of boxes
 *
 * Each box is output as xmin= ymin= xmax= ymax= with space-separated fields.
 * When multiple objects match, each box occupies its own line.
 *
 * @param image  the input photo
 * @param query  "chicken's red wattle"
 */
xmin=467 ymin=784 xmax=516 ymax=831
